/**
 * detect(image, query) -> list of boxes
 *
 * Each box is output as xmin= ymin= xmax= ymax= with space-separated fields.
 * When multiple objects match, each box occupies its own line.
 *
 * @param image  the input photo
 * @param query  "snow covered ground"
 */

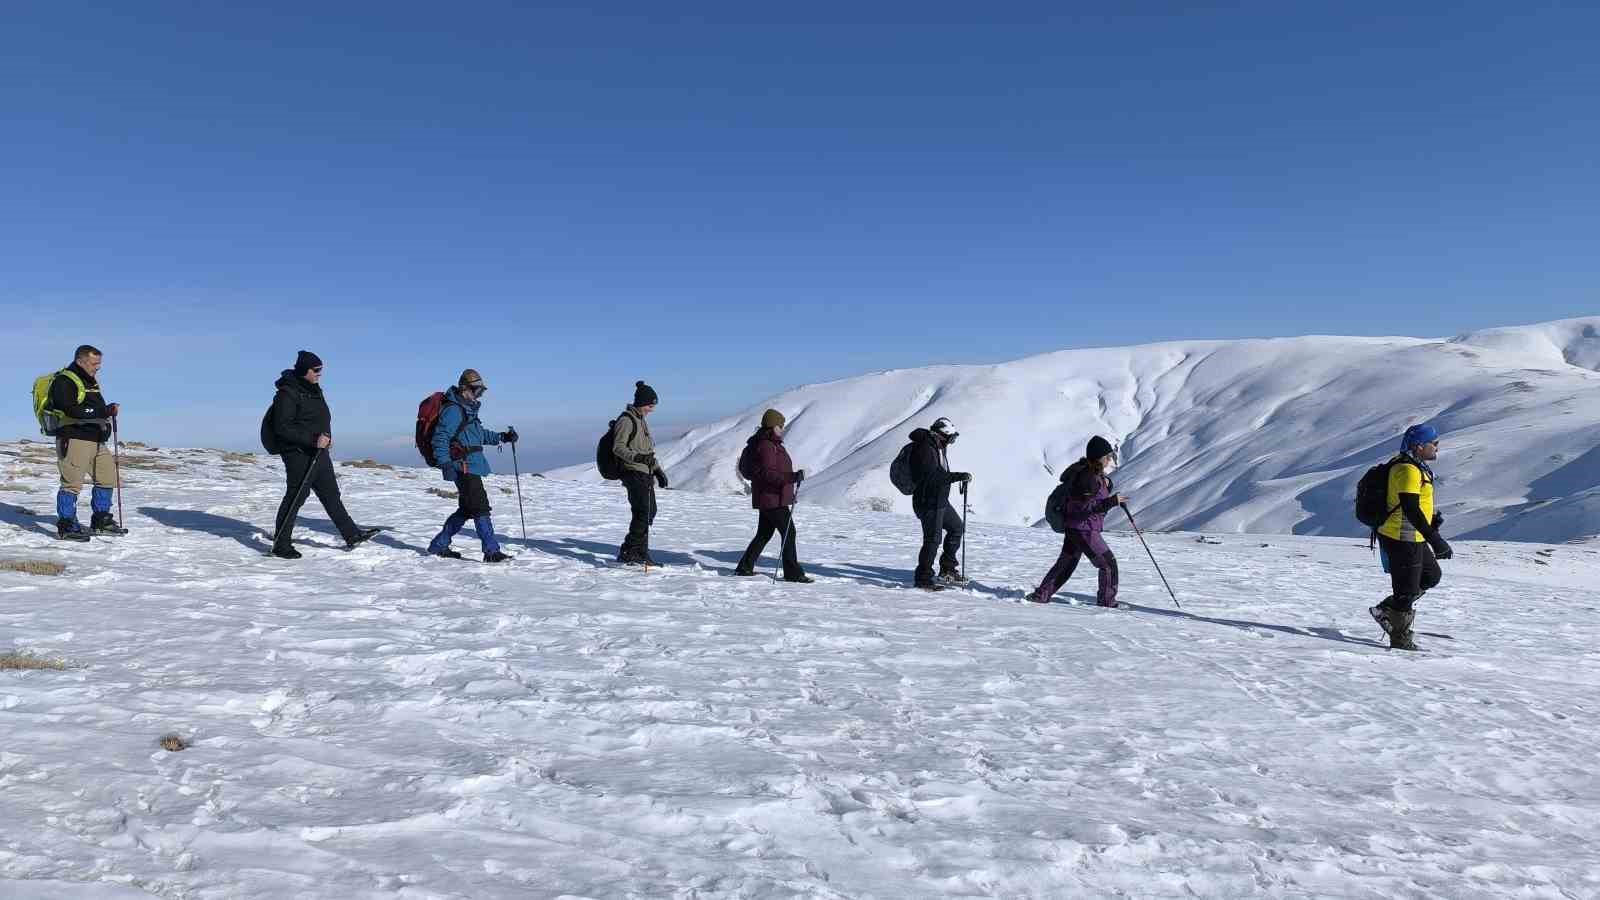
xmin=3 ymin=442 xmax=1598 ymax=898
xmin=554 ymin=317 xmax=1600 ymax=545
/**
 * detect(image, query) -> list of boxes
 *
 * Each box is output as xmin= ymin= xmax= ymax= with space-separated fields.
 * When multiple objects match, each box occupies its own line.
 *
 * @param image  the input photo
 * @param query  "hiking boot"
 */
xmin=1368 ymin=598 xmax=1394 ymax=636
xmin=1025 ymin=589 xmax=1049 ymax=604
xmin=345 ymin=527 xmax=382 ymax=550
xmin=90 ymin=512 xmax=127 ymax=535
xmin=939 ymin=566 xmax=968 ymax=584
xmin=1389 ymin=608 xmax=1419 ymax=651
xmin=732 ymin=567 xmax=757 ymax=577
xmin=55 ymin=519 xmax=90 ymax=542
xmin=1096 ymin=598 xmax=1120 ymax=609
xmin=271 ymin=545 xmax=302 ymax=560
xmin=432 ymin=548 xmax=464 ymax=560
xmin=913 ymin=578 xmax=946 ymax=592
xmin=784 ymin=573 xmax=815 ymax=584
xmin=483 ymin=551 xmax=513 ymax=564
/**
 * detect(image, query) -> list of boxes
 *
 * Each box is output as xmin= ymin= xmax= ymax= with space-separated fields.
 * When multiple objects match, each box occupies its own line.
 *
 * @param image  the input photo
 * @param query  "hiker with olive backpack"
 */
xmin=32 ymin=344 xmax=123 ymax=540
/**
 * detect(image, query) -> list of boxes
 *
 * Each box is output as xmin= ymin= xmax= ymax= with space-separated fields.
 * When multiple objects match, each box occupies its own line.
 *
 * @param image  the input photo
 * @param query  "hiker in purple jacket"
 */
xmin=1027 ymin=436 xmax=1125 ymax=607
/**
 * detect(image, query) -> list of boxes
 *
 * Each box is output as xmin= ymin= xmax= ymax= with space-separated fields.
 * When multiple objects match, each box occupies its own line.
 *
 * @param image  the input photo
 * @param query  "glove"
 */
xmin=793 ymin=469 xmax=806 ymax=485
xmin=1431 ymin=538 xmax=1453 ymax=561
xmin=655 ymin=470 xmax=669 ymax=489
xmin=500 ymin=428 xmax=518 ymax=444
xmin=953 ymin=472 xmax=972 ymax=483
xmin=448 ymin=442 xmax=468 ymax=461
xmin=638 ymin=453 xmax=657 ymax=470
xmin=107 ymin=403 xmax=120 ymax=418
xmin=1431 ymin=511 xmax=1443 ymax=528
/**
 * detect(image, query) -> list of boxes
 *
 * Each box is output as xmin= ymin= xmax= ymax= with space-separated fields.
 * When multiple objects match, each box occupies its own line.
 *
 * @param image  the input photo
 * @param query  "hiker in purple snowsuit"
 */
xmin=1027 ymin=436 xmax=1124 ymax=607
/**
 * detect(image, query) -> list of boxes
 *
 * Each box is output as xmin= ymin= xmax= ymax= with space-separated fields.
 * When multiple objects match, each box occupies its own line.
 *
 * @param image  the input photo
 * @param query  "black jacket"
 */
xmin=49 ymin=363 xmax=111 ymax=442
xmin=907 ymin=427 xmax=962 ymax=511
xmin=267 ymin=370 xmax=332 ymax=454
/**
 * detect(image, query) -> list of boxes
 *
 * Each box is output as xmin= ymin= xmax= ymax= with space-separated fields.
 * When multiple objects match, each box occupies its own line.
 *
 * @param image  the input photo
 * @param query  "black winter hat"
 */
xmin=294 ymin=350 xmax=324 ymax=376
xmin=633 ymin=380 xmax=659 ymax=407
xmin=1086 ymin=435 xmax=1116 ymax=461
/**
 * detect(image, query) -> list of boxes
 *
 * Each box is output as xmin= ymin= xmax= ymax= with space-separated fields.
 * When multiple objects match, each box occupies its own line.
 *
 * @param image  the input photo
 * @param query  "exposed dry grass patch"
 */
xmin=159 ymin=734 xmax=189 ymax=752
xmin=121 ymin=441 xmax=149 ymax=449
xmin=117 ymin=455 xmax=180 ymax=472
xmin=0 ymin=483 xmax=28 ymax=492
xmin=220 ymin=451 xmax=255 ymax=464
xmin=0 ymin=652 xmax=70 ymax=670
xmin=428 ymin=488 xmax=458 ymax=499
xmin=343 ymin=459 xmax=394 ymax=470
xmin=0 ymin=559 xmax=67 ymax=576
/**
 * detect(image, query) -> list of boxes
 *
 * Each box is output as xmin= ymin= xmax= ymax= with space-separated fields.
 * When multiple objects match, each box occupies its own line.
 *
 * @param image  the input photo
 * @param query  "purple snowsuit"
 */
xmin=1033 ymin=462 xmax=1120 ymax=606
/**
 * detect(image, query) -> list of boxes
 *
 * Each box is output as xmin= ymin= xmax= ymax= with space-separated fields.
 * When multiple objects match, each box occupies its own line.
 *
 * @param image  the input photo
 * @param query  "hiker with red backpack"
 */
xmin=1026 ymin=436 xmax=1125 ymax=607
xmin=733 ymin=409 xmax=812 ymax=582
xmin=423 ymin=369 xmax=517 ymax=563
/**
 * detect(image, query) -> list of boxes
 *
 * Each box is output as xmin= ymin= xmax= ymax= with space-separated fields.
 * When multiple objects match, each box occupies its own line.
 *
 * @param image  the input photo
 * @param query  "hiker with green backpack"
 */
xmin=32 ymin=344 xmax=123 ymax=540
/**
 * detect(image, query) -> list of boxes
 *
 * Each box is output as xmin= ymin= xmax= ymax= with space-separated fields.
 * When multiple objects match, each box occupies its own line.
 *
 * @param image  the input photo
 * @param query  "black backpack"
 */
xmin=259 ymin=406 xmax=280 ymax=455
xmin=1044 ymin=460 xmax=1091 ymax=533
xmin=596 ymin=414 xmax=637 ymax=481
xmin=737 ymin=439 xmax=759 ymax=481
xmin=888 ymin=443 xmax=917 ymax=495
xmin=1355 ymin=458 xmax=1403 ymax=530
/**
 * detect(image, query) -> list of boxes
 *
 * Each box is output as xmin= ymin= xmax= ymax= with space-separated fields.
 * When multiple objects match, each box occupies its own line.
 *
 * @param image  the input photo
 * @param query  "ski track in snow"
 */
xmin=2 ymin=444 xmax=1599 ymax=898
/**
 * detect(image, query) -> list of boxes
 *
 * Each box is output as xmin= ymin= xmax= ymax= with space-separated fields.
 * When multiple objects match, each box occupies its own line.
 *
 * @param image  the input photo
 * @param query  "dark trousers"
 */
xmin=736 ymin=506 xmax=803 ymax=578
xmin=914 ymin=501 xmax=965 ymax=583
xmin=274 ymin=450 xmax=357 ymax=547
xmin=1034 ymin=530 xmax=1119 ymax=605
xmin=429 ymin=473 xmax=499 ymax=556
xmin=619 ymin=471 xmax=657 ymax=560
xmin=1378 ymin=536 xmax=1441 ymax=610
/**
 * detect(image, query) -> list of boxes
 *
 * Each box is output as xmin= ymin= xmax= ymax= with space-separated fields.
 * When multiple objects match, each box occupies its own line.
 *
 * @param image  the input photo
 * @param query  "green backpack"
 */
xmin=31 ymin=369 xmax=84 ymax=436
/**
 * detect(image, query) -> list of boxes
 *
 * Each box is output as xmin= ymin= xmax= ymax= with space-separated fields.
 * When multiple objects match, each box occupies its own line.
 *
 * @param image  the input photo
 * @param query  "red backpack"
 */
xmin=415 ymin=392 xmax=468 ymax=467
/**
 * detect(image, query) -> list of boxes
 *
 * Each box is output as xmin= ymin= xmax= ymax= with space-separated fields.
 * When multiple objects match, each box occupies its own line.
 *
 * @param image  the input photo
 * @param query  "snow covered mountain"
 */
xmin=554 ymin=317 xmax=1600 ymax=543
xmin=2 ymin=443 xmax=1597 ymax=897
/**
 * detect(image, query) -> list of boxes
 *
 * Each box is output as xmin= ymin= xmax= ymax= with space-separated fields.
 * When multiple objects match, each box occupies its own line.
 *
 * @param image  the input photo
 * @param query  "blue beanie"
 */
xmin=1401 ymin=423 xmax=1439 ymax=450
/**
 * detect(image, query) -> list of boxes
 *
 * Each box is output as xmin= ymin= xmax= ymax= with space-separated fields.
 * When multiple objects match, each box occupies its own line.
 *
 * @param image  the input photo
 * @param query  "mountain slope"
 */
xmin=555 ymin=317 xmax=1600 ymax=543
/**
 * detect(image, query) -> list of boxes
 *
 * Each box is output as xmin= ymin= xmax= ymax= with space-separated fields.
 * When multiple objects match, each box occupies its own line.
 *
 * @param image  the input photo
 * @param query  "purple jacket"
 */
xmin=1062 ymin=462 xmax=1117 ymax=534
xmin=746 ymin=430 xmax=797 ymax=510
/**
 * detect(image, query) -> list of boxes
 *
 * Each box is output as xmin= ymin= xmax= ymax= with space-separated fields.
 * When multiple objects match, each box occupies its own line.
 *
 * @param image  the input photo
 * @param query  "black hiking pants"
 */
xmin=1379 ymin=536 xmax=1441 ymax=610
xmin=620 ymin=471 xmax=657 ymax=561
xmin=274 ymin=449 xmax=357 ymax=548
xmin=914 ymin=500 xmax=965 ymax=583
xmin=736 ymin=507 xmax=803 ymax=578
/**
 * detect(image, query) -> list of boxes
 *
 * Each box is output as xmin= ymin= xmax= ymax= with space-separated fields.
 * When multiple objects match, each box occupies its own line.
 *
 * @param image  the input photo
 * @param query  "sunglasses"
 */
xmin=465 ymin=382 xmax=487 ymax=393
xmin=310 ymin=366 xmax=324 ymax=374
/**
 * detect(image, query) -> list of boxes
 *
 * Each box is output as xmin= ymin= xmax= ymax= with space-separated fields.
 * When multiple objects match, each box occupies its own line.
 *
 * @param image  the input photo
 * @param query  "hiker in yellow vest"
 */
xmin=1370 ymin=423 xmax=1451 ymax=651
xmin=44 ymin=345 xmax=122 ymax=540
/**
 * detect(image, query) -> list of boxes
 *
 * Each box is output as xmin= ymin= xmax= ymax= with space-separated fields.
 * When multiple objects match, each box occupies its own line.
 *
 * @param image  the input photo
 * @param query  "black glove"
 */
xmin=793 ymin=469 xmax=805 ymax=485
xmin=1431 ymin=511 xmax=1443 ymax=528
xmin=638 ymin=453 xmax=657 ymax=470
xmin=1431 ymin=537 xmax=1453 ymax=561
xmin=500 ymin=428 xmax=518 ymax=444
xmin=655 ymin=469 xmax=669 ymax=489
xmin=953 ymin=472 xmax=972 ymax=483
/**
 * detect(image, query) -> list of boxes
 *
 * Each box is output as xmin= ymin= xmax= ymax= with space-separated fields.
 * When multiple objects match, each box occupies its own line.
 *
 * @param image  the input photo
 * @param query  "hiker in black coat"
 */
xmin=909 ymin=417 xmax=972 ymax=588
xmin=265 ymin=351 xmax=379 ymax=559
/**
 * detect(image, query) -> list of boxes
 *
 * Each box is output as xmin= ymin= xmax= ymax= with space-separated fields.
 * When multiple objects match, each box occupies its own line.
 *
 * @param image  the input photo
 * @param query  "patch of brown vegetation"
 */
xmin=116 ymin=455 xmax=180 ymax=472
xmin=0 ymin=559 xmax=66 ymax=576
xmin=220 ymin=452 xmax=255 ymax=464
xmin=343 ymin=459 xmax=394 ymax=470
xmin=0 ymin=483 xmax=28 ymax=492
xmin=159 ymin=734 xmax=189 ymax=752
xmin=0 ymin=652 xmax=69 ymax=670
xmin=428 ymin=488 xmax=458 ymax=499
xmin=121 ymin=441 xmax=149 ymax=449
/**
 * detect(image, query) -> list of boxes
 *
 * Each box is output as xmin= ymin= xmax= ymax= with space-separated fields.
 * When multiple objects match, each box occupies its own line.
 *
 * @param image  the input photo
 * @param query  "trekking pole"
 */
xmin=1122 ymin=502 xmax=1180 ymax=608
xmin=111 ymin=416 xmax=125 ymax=529
xmin=273 ymin=447 xmax=324 ymax=544
xmin=510 ymin=433 xmax=527 ymax=541
xmin=960 ymin=480 xmax=969 ymax=576
xmin=774 ymin=485 xmax=797 ymax=581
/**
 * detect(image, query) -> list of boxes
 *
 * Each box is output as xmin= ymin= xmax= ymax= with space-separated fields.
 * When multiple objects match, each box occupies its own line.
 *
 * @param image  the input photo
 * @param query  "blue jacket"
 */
xmin=433 ymin=387 xmax=502 ymax=481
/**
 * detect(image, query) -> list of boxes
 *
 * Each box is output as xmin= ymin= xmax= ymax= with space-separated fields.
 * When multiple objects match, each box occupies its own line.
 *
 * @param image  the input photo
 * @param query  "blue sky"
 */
xmin=3 ymin=3 xmax=1596 ymax=468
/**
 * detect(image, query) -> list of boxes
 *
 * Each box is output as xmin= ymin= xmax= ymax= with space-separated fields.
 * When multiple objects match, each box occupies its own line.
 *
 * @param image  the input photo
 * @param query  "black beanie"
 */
xmin=1086 ymin=435 xmax=1115 ymax=461
xmin=294 ymin=350 xmax=324 ymax=376
xmin=633 ymin=380 xmax=658 ymax=407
